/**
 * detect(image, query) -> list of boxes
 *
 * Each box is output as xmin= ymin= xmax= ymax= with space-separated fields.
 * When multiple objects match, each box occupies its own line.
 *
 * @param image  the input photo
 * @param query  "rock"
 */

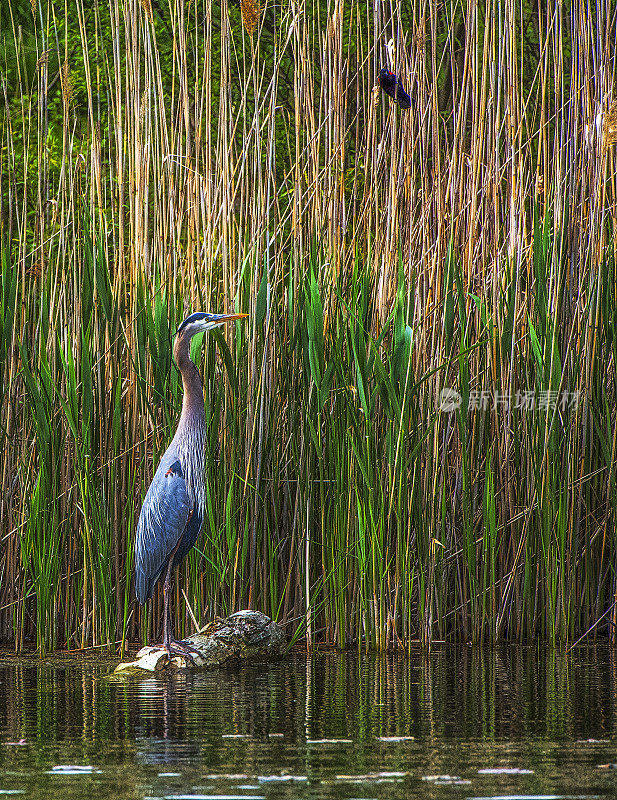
xmin=113 ymin=646 xmax=168 ymax=674
xmin=113 ymin=610 xmax=285 ymax=675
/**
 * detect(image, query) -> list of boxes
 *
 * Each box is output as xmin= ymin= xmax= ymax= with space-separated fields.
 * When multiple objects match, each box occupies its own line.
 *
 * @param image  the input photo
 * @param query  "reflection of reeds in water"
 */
xmin=1 ymin=0 xmax=617 ymax=654
xmin=1 ymin=649 xmax=616 ymax=745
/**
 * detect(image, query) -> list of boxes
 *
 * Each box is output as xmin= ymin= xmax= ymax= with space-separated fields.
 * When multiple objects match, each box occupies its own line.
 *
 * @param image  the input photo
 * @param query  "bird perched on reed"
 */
xmin=134 ymin=311 xmax=248 ymax=656
xmin=378 ymin=67 xmax=411 ymax=110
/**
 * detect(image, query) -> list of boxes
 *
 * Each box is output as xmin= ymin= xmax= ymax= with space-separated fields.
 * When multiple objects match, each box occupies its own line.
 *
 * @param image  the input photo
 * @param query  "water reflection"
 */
xmin=0 ymin=647 xmax=615 ymax=799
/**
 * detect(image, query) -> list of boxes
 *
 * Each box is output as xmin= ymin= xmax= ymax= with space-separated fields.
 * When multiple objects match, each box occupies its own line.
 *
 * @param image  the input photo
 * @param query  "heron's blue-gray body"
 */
xmin=133 ymin=311 xmax=247 ymax=651
xmin=134 ymin=332 xmax=207 ymax=605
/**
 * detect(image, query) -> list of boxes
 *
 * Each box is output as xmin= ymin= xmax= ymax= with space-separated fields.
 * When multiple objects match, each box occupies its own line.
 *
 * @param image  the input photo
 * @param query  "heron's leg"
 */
xmin=162 ymin=554 xmax=175 ymax=652
xmin=161 ymin=542 xmax=198 ymax=664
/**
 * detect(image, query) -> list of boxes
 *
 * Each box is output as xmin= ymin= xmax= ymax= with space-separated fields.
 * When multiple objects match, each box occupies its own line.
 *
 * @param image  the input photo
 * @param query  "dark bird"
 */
xmin=135 ymin=311 xmax=248 ymax=656
xmin=378 ymin=68 xmax=411 ymax=110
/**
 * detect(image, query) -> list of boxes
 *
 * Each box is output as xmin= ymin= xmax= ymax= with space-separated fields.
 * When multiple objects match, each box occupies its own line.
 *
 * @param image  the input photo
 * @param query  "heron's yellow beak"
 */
xmin=216 ymin=313 xmax=249 ymax=322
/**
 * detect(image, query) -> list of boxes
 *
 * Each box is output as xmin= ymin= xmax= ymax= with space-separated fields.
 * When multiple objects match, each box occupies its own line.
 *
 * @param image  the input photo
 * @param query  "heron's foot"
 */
xmin=164 ymin=638 xmax=201 ymax=666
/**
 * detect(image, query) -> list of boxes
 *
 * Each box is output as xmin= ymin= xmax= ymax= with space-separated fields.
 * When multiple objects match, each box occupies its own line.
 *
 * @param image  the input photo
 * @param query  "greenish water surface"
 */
xmin=0 ymin=647 xmax=616 ymax=799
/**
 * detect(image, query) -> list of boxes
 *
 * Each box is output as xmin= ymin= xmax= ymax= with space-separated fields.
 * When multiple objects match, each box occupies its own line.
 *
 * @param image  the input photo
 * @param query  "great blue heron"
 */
xmin=135 ymin=311 xmax=248 ymax=655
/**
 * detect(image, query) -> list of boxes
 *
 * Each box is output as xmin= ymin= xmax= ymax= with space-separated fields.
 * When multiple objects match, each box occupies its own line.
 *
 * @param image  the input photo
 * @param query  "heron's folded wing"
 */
xmin=134 ymin=462 xmax=191 ymax=602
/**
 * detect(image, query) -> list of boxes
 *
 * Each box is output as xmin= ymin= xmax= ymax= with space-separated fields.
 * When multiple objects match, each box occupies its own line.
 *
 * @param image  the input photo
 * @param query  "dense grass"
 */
xmin=1 ymin=0 xmax=616 ymax=653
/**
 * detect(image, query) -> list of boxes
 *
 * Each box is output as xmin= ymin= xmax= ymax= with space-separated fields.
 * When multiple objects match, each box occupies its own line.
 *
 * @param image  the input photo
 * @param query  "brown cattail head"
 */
xmin=241 ymin=0 xmax=260 ymax=36
xmin=61 ymin=59 xmax=74 ymax=108
xmin=139 ymin=0 xmax=152 ymax=19
xmin=36 ymin=49 xmax=49 ymax=70
xmin=603 ymin=102 xmax=617 ymax=148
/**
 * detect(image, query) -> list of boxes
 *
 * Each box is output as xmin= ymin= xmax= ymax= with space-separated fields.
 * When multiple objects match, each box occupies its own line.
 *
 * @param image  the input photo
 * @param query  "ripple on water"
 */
xmin=336 ymin=771 xmax=409 ymax=783
xmin=46 ymin=765 xmax=102 ymax=775
xmin=467 ymin=795 xmax=601 ymax=800
xmin=202 ymin=775 xmax=249 ymax=780
xmin=422 ymin=775 xmax=472 ymax=785
xmin=376 ymin=736 xmax=415 ymax=742
xmin=576 ymin=739 xmax=609 ymax=744
xmin=148 ymin=796 xmax=266 ymax=800
xmin=306 ymin=738 xmax=353 ymax=744
xmin=478 ymin=768 xmax=535 ymax=775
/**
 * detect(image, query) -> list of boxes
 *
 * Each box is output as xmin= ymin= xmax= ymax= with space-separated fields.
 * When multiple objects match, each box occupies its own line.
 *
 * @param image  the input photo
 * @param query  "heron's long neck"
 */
xmin=173 ymin=333 xmax=205 ymax=433
xmin=172 ymin=333 xmax=206 ymax=514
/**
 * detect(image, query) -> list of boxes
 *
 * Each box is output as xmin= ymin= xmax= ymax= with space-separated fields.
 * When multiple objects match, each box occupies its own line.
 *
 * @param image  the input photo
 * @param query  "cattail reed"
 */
xmin=603 ymin=103 xmax=617 ymax=148
xmin=241 ymin=0 xmax=260 ymax=37
xmin=60 ymin=59 xmax=73 ymax=108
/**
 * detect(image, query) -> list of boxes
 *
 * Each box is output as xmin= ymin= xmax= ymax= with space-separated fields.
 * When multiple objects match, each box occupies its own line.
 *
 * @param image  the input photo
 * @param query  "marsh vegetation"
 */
xmin=1 ymin=0 xmax=616 ymax=653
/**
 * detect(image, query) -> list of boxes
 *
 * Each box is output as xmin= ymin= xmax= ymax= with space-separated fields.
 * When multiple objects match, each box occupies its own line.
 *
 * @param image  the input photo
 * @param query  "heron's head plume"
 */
xmin=175 ymin=311 xmax=248 ymax=338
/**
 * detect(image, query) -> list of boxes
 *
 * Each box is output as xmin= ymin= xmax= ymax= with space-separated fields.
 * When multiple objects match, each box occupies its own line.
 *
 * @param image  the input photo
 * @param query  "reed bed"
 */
xmin=1 ymin=0 xmax=616 ymax=653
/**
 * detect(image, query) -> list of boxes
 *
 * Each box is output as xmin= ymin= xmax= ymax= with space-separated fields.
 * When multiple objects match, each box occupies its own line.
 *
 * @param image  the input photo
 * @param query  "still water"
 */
xmin=0 ymin=647 xmax=616 ymax=799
